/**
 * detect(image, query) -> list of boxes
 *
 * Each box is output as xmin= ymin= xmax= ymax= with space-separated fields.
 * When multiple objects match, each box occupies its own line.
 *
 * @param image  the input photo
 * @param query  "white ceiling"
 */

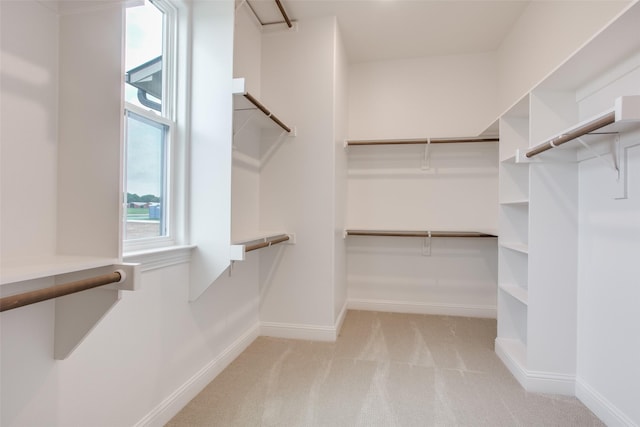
xmin=247 ymin=0 xmax=530 ymax=63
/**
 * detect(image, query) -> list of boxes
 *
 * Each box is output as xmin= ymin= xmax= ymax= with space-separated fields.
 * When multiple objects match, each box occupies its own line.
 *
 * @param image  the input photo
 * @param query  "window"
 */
xmin=123 ymin=0 xmax=176 ymax=249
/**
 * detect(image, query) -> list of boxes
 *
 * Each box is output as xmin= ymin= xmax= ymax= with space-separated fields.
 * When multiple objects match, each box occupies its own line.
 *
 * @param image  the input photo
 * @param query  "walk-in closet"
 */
xmin=1 ymin=0 xmax=639 ymax=425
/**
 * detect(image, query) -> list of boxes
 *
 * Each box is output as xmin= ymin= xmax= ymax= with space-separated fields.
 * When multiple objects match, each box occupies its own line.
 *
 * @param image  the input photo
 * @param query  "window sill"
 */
xmin=123 ymin=245 xmax=195 ymax=272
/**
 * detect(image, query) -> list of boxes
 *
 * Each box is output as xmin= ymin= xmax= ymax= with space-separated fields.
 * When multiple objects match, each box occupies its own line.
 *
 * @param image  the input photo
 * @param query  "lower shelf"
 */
xmin=499 ymin=283 xmax=528 ymax=305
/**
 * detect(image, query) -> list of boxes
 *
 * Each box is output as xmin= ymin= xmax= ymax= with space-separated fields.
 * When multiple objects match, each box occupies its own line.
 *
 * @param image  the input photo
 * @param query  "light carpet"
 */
xmin=167 ymin=310 xmax=603 ymax=426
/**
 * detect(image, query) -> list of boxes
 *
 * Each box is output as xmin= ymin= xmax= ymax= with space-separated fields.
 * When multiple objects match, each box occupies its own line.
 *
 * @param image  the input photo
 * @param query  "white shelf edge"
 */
xmin=500 ymin=154 xmax=517 ymax=164
xmin=231 ymin=231 xmax=293 ymax=245
xmin=230 ymin=231 xmax=295 ymax=261
xmin=499 ymin=242 xmax=529 ymax=254
xmin=500 ymin=199 xmax=529 ymax=206
xmin=232 ymin=77 xmax=292 ymax=134
xmin=1 ymin=255 xmax=120 ymax=286
xmin=527 ymin=96 xmax=640 ymax=158
xmin=499 ymin=283 xmax=529 ymax=305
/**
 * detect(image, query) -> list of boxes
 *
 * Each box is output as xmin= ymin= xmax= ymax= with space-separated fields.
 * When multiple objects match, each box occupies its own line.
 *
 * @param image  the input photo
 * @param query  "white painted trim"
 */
xmin=124 ymin=245 xmax=194 ymax=272
xmin=576 ymin=378 xmax=637 ymax=427
xmin=134 ymin=322 xmax=260 ymax=427
xmin=348 ymin=298 xmax=497 ymax=319
xmin=495 ymin=338 xmax=576 ymax=396
xmin=335 ymin=301 xmax=348 ymax=338
xmin=260 ymin=321 xmax=338 ymax=342
xmin=495 ymin=337 xmax=528 ymax=388
xmin=523 ymin=370 xmax=575 ymax=396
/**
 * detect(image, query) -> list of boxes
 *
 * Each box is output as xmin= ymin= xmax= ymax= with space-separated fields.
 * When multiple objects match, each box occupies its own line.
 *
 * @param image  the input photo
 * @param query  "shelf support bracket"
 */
xmin=421 ymin=138 xmax=431 ymax=170
xmin=575 ymin=134 xmax=619 ymax=173
xmin=422 ymin=231 xmax=432 ymax=256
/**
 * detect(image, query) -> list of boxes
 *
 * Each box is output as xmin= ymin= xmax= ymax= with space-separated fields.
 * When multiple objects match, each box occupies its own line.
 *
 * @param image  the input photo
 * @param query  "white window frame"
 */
xmin=123 ymin=0 xmax=179 ymax=254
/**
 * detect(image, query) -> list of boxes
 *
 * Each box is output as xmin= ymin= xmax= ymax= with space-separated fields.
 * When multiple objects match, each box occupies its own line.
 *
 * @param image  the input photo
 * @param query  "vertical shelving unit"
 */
xmin=496 ymin=95 xmax=530 ymax=374
xmin=497 ymin=90 xmax=581 ymax=395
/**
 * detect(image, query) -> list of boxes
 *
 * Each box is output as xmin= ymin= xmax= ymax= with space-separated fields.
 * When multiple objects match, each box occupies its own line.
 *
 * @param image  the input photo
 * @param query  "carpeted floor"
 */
xmin=167 ymin=310 xmax=603 ymax=426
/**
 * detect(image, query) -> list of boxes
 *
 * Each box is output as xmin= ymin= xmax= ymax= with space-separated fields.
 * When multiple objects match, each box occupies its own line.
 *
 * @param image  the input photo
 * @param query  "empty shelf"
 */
xmin=346 ymin=230 xmax=497 ymax=238
xmin=346 ymin=137 xmax=499 ymax=147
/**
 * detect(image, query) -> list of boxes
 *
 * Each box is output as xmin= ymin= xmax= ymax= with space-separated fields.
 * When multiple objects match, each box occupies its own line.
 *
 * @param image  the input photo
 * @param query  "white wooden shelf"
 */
xmin=230 ymin=232 xmax=295 ymax=261
xmin=232 ymin=78 xmax=292 ymax=134
xmin=1 ymin=255 xmax=119 ymax=286
xmin=499 ymin=283 xmax=529 ymax=305
xmin=345 ymin=229 xmax=498 ymax=238
xmin=500 ymin=199 xmax=529 ymax=206
xmin=0 ymin=256 xmax=140 ymax=360
xmin=527 ymin=96 xmax=640 ymax=159
xmin=499 ymin=242 xmax=528 ymax=254
xmin=500 ymin=154 xmax=517 ymax=164
xmin=345 ymin=136 xmax=499 ymax=146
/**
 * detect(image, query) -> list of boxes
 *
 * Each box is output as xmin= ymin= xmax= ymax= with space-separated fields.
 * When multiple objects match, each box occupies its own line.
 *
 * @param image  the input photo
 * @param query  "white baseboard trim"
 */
xmin=495 ymin=338 xmax=575 ymax=396
xmin=335 ymin=301 xmax=348 ymax=338
xmin=134 ymin=322 xmax=260 ymax=427
xmin=576 ymin=378 xmax=637 ymax=427
xmin=348 ymin=298 xmax=496 ymax=319
xmin=261 ymin=320 xmax=337 ymax=341
xmin=261 ymin=303 xmax=348 ymax=342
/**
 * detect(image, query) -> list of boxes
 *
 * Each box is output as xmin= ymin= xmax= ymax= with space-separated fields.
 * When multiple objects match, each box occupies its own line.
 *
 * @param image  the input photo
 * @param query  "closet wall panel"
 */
xmin=259 ymin=16 xmax=344 ymax=332
xmin=346 ymin=53 xmax=499 ymax=317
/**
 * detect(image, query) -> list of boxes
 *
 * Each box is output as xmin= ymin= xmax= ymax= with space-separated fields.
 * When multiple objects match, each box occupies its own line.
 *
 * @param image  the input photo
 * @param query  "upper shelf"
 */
xmin=345 ymin=137 xmax=499 ymax=147
xmin=232 ymin=78 xmax=292 ymax=133
xmin=525 ymin=96 xmax=640 ymax=159
xmin=346 ymin=229 xmax=497 ymax=238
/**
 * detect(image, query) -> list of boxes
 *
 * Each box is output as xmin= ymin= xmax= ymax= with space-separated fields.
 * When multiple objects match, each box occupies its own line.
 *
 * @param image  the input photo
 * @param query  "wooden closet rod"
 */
xmin=346 ymin=230 xmax=497 ymax=238
xmin=347 ymin=137 xmax=499 ymax=146
xmin=0 ymin=271 xmax=122 ymax=313
xmin=243 ymin=92 xmax=291 ymax=133
xmin=245 ymin=235 xmax=290 ymax=252
xmin=274 ymin=0 xmax=292 ymax=28
xmin=526 ymin=111 xmax=615 ymax=158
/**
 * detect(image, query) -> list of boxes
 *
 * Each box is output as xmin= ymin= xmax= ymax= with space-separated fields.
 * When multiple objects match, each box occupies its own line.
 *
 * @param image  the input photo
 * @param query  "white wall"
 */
xmin=1 ymin=0 xmax=58 ymax=259
xmin=497 ymin=0 xmax=629 ymax=114
xmin=333 ymin=24 xmax=349 ymax=324
xmin=233 ymin=4 xmax=262 ymax=97
xmin=232 ymin=3 xmax=262 ymax=240
xmin=575 ymin=55 xmax=640 ymax=426
xmin=577 ymin=145 xmax=640 ymax=426
xmin=349 ymin=52 xmax=498 ymax=140
xmin=258 ymin=16 xmax=341 ymax=333
xmin=1 ymin=1 xmax=263 ymax=426
xmin=57 ymin=4 xmax=123 ymax=258
xmin=346 ymin=52 xmax=499 ymax=317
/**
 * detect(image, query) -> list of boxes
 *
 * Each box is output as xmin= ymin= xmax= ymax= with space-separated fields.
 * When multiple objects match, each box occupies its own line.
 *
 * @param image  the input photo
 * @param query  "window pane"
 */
xmin=125 ymin=111 xmax=168 ymax=240
xmin=125 ymin=2 xmax=163 ymax=112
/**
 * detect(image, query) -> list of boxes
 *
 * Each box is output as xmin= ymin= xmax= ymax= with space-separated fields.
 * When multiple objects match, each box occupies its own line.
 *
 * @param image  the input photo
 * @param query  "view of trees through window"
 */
xmin=123 ymin=1 xmax=171 ymax=242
